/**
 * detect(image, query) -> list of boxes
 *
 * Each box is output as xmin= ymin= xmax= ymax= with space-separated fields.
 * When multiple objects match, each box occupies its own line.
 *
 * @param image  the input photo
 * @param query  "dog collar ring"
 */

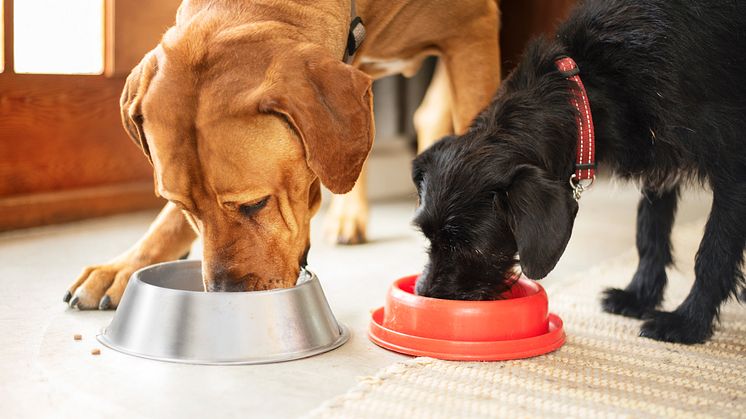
xmin=569 ymin=174 xmax=595 ymax=201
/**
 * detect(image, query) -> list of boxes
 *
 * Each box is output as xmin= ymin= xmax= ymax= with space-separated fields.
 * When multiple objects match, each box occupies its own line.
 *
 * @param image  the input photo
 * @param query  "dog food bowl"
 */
xmin=368 ymin=275 xmax=565 ymax=361
xmin=98 ymin=260 xmax=349 ymax=365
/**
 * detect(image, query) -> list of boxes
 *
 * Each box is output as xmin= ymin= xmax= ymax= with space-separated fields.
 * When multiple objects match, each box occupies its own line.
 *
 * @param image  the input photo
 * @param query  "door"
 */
xmin=0 ymin=0 xmax=179 ymax=231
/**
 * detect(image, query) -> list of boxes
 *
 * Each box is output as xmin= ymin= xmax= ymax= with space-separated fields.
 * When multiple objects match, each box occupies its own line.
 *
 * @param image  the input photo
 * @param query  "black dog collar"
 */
xmin=344 ymin=1 xmax=366 ymax=63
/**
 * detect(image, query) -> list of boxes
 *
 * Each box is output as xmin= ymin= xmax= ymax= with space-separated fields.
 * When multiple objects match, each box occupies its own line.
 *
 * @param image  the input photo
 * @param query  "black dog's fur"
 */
xmin=412 ymin=0 xmax=746 ymax=343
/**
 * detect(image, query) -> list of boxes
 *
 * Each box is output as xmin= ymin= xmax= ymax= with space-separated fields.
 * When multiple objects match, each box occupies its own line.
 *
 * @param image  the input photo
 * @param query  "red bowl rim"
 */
xmin=390 ymin=274 xmax=545 ymax=307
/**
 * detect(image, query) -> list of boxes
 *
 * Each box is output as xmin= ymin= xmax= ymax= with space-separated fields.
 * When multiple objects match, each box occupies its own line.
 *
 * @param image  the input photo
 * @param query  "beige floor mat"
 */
xmin=305 ymin=221 xmax=746 ymax=418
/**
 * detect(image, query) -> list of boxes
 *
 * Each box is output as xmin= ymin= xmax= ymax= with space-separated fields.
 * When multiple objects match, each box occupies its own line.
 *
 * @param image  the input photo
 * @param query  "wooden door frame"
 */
xmin=3 ymin=0 xmax=13 ymax=74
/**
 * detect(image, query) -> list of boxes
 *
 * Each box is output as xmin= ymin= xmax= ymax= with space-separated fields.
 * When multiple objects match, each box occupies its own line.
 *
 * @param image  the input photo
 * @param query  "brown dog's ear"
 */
xmin=506 ymin=165 xmax=579 ymax=279
xmin=259 ymin=45 xmax=374 ymax=194
xmin=120 ymin=49 xmax=160 ymax=162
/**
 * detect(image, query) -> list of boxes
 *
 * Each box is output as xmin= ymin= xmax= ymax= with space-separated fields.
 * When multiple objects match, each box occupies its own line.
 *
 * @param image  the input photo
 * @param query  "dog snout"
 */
xmin=204 ymin=266 xmax=257 ymax=292
xmin=205 ymin=279 xmax=249 ymax=292
xmin=414 ymin=262 xmax=457 ymax=299
xmin=416 ymin=255 xmax=517 ymax=301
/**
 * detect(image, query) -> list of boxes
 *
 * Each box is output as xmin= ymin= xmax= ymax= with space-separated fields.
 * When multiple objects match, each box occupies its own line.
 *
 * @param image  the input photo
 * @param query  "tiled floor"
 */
xmin=0 ymin=179 xmax=712 ymax=418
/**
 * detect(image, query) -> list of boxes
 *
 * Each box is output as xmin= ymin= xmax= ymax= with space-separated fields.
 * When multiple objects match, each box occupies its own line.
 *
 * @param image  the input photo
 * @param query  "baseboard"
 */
xmin=0 ymin=181 xmax=165 ymax=231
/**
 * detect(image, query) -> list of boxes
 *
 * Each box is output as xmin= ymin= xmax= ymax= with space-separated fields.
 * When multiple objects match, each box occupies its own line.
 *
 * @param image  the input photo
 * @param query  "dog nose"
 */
xmin=205 ymin=280 xmax=247 ymax=292
xmin=204 ymin=266 xmax=252 ymax=292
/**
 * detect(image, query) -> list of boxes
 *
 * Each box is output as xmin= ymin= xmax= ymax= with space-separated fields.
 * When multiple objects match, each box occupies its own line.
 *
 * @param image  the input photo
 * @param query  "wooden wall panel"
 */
xmin=0 ymin=74 xmax=154 ymax=196
xmin=105 ymin=0 xmax=181 ymax=77
xmin=500 ymin=0 xmax=578 ymax=76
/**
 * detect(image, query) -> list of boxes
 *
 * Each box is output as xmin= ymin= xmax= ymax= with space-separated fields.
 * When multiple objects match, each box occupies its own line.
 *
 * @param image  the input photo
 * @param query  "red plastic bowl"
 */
xmin=368 ymin=275 xmax=565 ymax=361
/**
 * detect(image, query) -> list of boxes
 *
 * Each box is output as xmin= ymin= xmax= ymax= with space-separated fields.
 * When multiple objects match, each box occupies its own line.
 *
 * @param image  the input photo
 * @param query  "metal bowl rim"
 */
xmin=130 ymin=260 xmax=319 ymax=296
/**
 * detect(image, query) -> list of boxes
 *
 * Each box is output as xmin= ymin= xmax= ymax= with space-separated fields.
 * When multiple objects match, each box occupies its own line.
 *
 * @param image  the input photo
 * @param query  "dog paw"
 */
xmin=323 ymin=194 xmax=368 ymax=245
xmin=601 ymin=287 xmax=657 ymax=318
xmin=64 ymin=261 xmax=141 ymax=310
xmin=639 ymin=311 xmax=712 ymax=344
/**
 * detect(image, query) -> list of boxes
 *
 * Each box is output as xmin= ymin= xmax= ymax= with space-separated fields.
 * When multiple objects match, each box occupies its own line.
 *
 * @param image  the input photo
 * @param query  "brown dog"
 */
xmin=64 ymin=0 xmax=501 ymax=309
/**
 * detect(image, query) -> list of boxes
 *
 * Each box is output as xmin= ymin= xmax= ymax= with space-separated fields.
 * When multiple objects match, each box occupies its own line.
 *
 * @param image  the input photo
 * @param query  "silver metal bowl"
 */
xmin=97 ymin=260 xmax=349 ymax=365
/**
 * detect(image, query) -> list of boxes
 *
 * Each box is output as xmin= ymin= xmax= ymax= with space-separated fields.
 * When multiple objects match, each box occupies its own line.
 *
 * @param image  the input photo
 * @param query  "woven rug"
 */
xmin=306 ymin=221 xmax=746 ymax=418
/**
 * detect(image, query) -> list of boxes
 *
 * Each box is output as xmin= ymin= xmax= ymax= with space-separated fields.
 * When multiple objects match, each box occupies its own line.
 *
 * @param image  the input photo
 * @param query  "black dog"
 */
xmin=412 ymin=0 xmax=746 ymax=343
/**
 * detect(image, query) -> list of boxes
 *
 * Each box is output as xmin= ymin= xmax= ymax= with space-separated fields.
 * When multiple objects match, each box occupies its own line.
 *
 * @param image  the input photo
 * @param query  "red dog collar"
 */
xmin=555 ymin=56 xmax=595 ymax=200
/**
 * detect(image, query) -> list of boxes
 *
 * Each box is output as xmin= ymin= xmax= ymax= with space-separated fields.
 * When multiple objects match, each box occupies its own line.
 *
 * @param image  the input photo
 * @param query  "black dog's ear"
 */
xmin=505 ymin=165 xmax=578 ymax=279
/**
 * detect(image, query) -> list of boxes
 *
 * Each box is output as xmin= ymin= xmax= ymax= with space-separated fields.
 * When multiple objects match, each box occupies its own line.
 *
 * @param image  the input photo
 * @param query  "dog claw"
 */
xmin=69 ymin=295 xmax=80 ymax=309
xmin=63 ymin=290 xmax=72 ymax=303
xmin=98 ymin=295 xmax=112 ymax=310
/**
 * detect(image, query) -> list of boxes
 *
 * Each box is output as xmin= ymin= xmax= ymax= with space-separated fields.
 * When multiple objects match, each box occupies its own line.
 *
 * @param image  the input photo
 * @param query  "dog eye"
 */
xmin=238 ymin=197 xmax=270 ymax=218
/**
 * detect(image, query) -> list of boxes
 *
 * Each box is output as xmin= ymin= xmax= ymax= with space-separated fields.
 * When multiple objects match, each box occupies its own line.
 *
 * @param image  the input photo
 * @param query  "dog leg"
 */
xmin=323 ymin=163 xmax=369 ymax=245
xmin=640 ymin=182 xmax=745 ymax=343
xmin=413 ymin=59 xmax=454 ymax=152
xmin=64 ymin=202 xmax=197 ymax=309
xmin=602 ymin=187 xmax=679 ymax=318
xmin=441 ymin=25 xmax=501 ymax=132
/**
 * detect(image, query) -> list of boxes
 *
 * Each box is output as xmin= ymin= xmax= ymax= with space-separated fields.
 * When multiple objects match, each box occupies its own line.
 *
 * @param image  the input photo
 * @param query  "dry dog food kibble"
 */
xmin=73 ymin=334 xmax=82 ymax=341
xmin=91 ymin=348 xmax=101 ymax=355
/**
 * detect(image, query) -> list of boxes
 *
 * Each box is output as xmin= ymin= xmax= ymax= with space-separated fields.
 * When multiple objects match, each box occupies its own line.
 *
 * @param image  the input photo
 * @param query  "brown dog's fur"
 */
xmin=65 ymin=0 xmax=501 ymax=308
